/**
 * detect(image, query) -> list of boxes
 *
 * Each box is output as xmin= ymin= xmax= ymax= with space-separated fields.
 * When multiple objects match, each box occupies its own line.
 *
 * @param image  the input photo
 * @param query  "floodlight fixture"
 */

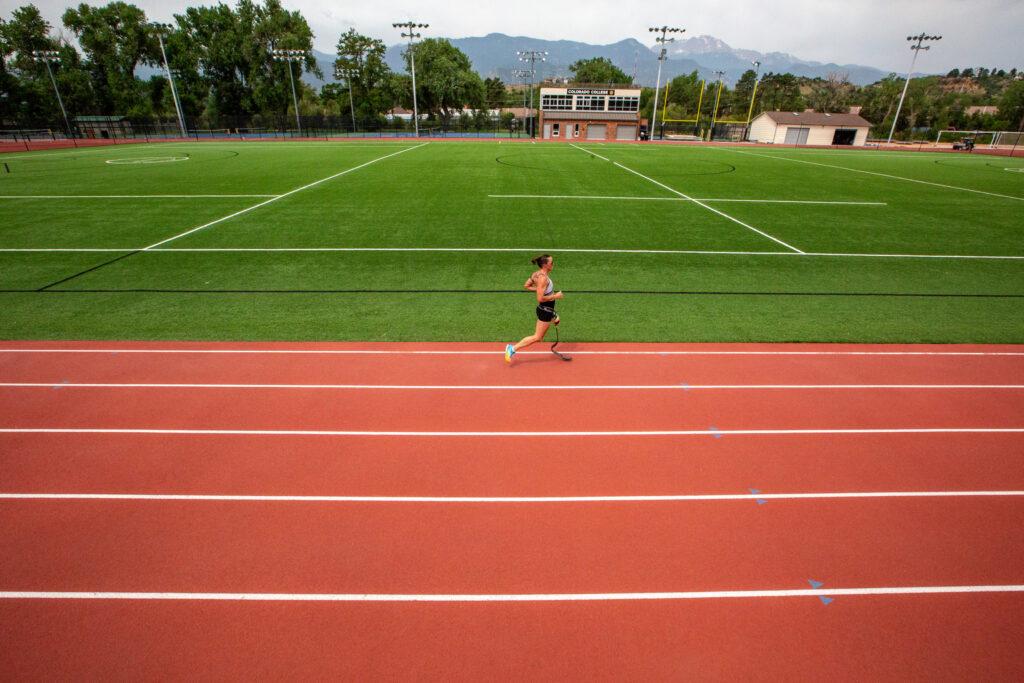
xmin=272 ymin=49 xmax=308 ymax=136
xmin=887 ymin=32 xmax=941 ymax=144
xmin=335 ymin=67 xmax=360 ymax=133
xmin=32 ymin=50 xmax=73 ymax=138
xmin=148 ymin=23 xmax=187 ymax=137
xmin=394 ymin=22 xmax=429 ymax=136
xmin=517 ymin=50 xmax=547 ymax=138
xmin=648 ymin=25 xmax=684 ymax=142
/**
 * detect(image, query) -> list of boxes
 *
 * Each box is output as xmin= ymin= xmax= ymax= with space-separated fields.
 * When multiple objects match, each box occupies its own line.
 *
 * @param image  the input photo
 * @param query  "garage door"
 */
xmin=616 ymin=125 xmax=636 ymax=141
xmin=783 ymin=127 xmax=809 ymax=145
xmin=586 ymin=124 xmax=606 ymax=140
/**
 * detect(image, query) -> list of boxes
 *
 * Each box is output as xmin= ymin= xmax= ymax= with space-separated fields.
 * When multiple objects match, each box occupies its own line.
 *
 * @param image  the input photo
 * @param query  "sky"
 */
xmin=12 ymin=0 xmax=1024 ymax=73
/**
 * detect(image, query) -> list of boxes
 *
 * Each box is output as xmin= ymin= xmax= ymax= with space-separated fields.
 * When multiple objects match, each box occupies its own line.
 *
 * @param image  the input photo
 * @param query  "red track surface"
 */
xmin=2 ymin=341 xmax=1023 ymax=679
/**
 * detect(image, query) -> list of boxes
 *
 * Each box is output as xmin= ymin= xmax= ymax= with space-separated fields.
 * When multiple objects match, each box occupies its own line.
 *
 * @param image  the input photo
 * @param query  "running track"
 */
xmin=1 ymin=341 xmax=1022 ymax=679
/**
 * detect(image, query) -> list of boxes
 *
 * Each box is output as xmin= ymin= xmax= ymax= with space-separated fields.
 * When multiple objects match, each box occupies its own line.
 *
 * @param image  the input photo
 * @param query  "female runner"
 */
xmin=505 ymin=254 xmax=563 ymax=363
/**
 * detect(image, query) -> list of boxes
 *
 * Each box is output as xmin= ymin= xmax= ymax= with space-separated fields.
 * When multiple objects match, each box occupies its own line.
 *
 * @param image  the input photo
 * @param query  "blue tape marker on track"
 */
xmin=51 ymin=379 xmax=68 ymax=390
xmin=750 ymin=488 xmax=767 ymax=505
xmin=709 ymin=426 xmax=722 ymax=438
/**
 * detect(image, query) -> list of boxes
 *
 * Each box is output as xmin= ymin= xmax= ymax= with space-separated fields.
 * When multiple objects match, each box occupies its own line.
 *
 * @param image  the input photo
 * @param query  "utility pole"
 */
xmin=31 ymin=50 xmax=73 ymax=139
xmin=708 ymin=70 xmax=726 ymax=141
xmin=150 ymin=24 xmax=187 ymax=138
xmin=393 ymin=21 xmax=428 ymax=137
xmin=648 ymin=25 xmax=684 ymax=142
xmin=335 ymin=67 xmax=359 ymax=134
xmin=887 ymin=33 xmax=941 ymax=144
xmin=744 ymin=60 xmax=762 ymax=140
xmin=517 ymin=50 xmax=547 ymax=138
xmin=272 ymin=48 xmax=308 ymax=136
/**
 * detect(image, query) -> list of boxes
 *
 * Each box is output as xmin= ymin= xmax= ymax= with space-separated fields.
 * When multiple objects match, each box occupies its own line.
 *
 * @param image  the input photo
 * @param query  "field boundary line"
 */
xmin=0 ymin=194 xmax=279 ymax=199
xmin=1 ymin=428 xmax=1021 ymax=437
xmin=2 ymin=382 xmax=1021 ymax=391
xmin=3 ymin=491 xmax=1022 ymax=503
xmin=1 ymin=247 xmax=1021 ymax=260
xmin=2 ymin=348 xmax=1022 ymax=356
xmin=719 ymin=147 xmax=1024 ymax=202
xmin=142 ymin=142 xmax=428 ymax=250
xmin=570 ymin=142 xmax=805 ymax=253
xmin=488 ymin=194 xmax=887 ymax=206
xmin=3 ymin=585 xmax=1023 ymax=602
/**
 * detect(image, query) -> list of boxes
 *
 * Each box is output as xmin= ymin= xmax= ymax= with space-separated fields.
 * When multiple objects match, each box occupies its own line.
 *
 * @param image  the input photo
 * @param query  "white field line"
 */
xmin=2 ymin=382 xmax=1022 ymax=391
xmin=1 ymin=428 xmax=1022 ymax=437
xmin=569 ymin=142 xmax=805 ymax=253
xmin=3 ymin=491 xmax=1023 ymax=503
xmin=2 ymin=585 xmax=1024 ymax=602
xmin=1 ymin=247 xmax=1021 ymax=260
xmin=0 ymin=194 xmax=278 ymax=199
xmin=720 ymin=147 xmax=1024 ymax=202
xmin=487 ymin=194 xmax=887 ymax=206
xmin=141 ymin=143 xmax=428 ymax=250
xmin=1 ymin=348 xmax=1022 ymax=357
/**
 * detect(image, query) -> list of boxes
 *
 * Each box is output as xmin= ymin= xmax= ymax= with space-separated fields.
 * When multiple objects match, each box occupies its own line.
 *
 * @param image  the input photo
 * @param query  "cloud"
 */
xmin=18 ymin=0 xmax=1024 ymax=72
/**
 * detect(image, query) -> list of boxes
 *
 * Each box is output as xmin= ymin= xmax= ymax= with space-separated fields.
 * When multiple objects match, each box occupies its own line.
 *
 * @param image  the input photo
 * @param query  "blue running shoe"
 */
xmin=504 ymin=344 xmax=516 ymax=364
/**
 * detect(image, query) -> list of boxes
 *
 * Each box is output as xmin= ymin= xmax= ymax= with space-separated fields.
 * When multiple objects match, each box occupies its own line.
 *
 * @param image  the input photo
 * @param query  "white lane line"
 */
xmin=488 ymin=194 xmax=888 ymax=206
xmin=3 ymin=585 xmax=1023 ymax=602
xmin=2 ymin=382 xmax=1021 ymax=391
xmin=720 ymin=147 xmax=1024 ymax=202
xmin=1 ymin=428 xmax=1021 ymax=437
xmin=570 ymin=142 xmax=805 ymax=253
xmin=1 ymin=348 xmax=1022 ymax=356
xmin=1 ymin=247 xmax=1021 ymax=260
xmin=141 ymin=143 xmax=428 ymax=250
xmin=3 ymin=491 xmax=1022 ymax=503
xmin=0 ymin=194 xmax=279 ymax=199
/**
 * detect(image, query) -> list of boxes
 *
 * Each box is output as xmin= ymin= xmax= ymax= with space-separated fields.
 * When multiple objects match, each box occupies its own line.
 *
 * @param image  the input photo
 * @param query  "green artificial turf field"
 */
xmin=1 ymin=140 xmax=1022 ymax=342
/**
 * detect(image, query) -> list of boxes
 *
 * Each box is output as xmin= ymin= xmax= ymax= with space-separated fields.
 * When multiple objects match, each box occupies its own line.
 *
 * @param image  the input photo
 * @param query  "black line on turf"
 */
xmin=34 ymin=250 xmax=142 ymax=291
xmin=4 ymin=288 xmax=1023 ymax=299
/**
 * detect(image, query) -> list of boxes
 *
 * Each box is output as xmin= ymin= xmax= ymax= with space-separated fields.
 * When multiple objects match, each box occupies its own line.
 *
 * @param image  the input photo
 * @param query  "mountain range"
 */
xmin=305 ymin=32 xmax=892 ymax=89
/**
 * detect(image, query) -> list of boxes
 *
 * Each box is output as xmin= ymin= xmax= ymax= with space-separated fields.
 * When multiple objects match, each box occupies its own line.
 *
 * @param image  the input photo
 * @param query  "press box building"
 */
xmin=538 ymin=85 xmax=642 ymax=141
xmin=748 ymin=111 xmax=871 ymax=146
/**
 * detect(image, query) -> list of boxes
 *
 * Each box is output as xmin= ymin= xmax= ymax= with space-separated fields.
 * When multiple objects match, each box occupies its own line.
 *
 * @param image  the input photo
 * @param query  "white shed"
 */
xmin=748 ymin=111 xmax=871 ymax=146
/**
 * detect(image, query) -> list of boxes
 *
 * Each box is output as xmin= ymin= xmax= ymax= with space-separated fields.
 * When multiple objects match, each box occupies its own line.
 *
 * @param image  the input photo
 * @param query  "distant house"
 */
xmin=965 ymin=105 xmax=998 ymax=116
xmin=748 ymin=111 xmax=871 ymax=146
xmin=74 ymin=116 xmax=132 ymax=139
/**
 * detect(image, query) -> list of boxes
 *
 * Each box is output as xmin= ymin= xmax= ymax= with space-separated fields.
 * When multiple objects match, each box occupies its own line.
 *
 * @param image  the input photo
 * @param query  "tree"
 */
xmin=730 ymin=69 xmax=758 ymax=119
xmin=808 ymin=72 xmax=851 ymax=113
xmin=568 ymin=57 xmax=629 ymax=84
xmin=999 ymin=79 xmax=1024 ymax=129
xmin=398 ymin=38 xmax=483 ymax=122
xmin=334 ymin=28 xmax=394 ymax=124
xmin=0 ymin=4 xmax=94 ymax=125
xmin=664 ymin=70 xmax=702 ymax=114
xmin=62 ymin=2 xmax=159 ymax=117
xmin=483 ymin=76 xmax=505 ymax=110
xmin=757 ymin=72 xmax=804 ymax=112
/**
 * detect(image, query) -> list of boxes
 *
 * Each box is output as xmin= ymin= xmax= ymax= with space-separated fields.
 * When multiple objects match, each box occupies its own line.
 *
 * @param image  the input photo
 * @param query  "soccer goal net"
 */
xmin=935 ymin=130 xmax=1021 ymax=148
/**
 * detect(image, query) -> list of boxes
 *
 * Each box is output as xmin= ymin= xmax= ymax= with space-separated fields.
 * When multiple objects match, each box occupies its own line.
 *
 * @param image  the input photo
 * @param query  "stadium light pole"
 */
xmin=393 ymin=22 xmax=428 ymax=137
xmin=648 ymin=26 xmax=684 ymax=141
xmin=517 ymin=50 xmax=547 ymax=138
xmin=31 ymin=50 xmax=73 ymax=139
xmin=335 ymin=67 xmax=359 ymax=134
xmin=512 ymin=67 xmax=533 ymax=137
xmin=150 ymin=24 xmax=187 ymax=138
xmin=272 ymin=48 xmax=307 ymax=136
xmin=887 ymin=33 xmax=941 ymax=144
xmin=744 ymin=60 xmax=762 ymax=139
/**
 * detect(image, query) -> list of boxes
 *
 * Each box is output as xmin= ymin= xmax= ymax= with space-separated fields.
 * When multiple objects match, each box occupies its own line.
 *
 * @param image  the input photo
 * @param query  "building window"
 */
xmin=575 ymin=96 xmax=606 ymax=111
xmin=608 ymin=96 xmax=640 ymax=112
xmin=541 ymin=95 xmax=572 ymax=111
xmin=553 ymin=123 xmax=560 ymax=137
